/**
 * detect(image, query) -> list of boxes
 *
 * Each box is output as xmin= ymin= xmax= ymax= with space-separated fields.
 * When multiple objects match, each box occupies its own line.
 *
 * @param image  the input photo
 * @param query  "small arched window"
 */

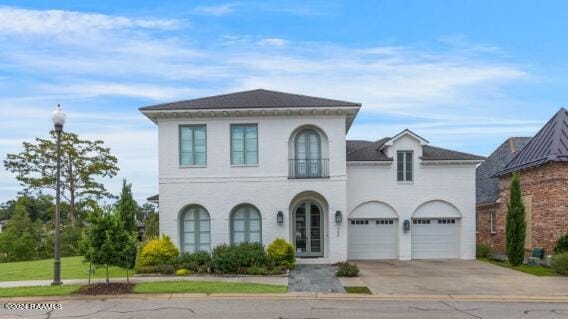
xmin=181 ymin=205 xmax=211 ymax=253
xmin=231 ymin=204 xmax=262 ymax=244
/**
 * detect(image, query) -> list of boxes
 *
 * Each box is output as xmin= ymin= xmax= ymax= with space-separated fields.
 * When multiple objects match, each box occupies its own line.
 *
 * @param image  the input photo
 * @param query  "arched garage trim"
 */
xmin=412 ymin=200 xmax=462 ymax=219
xmin=349 ymin=201 xmax=398 ymax=219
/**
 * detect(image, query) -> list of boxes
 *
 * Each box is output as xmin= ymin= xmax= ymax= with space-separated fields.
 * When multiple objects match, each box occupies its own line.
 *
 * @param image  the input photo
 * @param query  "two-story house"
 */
xmin=141 ymin=89 xmax=484 ymax=262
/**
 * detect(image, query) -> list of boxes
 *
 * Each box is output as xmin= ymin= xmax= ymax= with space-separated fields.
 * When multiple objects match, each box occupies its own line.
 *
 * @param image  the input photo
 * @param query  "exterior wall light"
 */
xmin=335 ymin=211 xmax=342 ymax=224
xmin=277 ymin=211 xmax=284 ymax=225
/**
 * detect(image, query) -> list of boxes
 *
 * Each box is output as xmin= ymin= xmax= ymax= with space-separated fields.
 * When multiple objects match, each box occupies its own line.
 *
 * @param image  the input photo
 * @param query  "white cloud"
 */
xmin=0 ymin=7 xmax=183 ymax=36
xmin=194 ymin=3 xmax=239 ymax=16
xmin=257 ymin=38 xmax=288 ymax=47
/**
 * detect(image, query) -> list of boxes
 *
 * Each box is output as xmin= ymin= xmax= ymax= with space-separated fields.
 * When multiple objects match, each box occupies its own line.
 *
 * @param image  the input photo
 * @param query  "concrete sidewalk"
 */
xmin=0 ymin=275 xmax=288 ymax=288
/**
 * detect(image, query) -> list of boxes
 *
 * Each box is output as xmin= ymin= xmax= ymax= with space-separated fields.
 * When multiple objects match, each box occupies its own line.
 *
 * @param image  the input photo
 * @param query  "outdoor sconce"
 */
xmin=277 ymin=211 xmax=284 ymax=225
xmin=403 ymin=219 xmax=410 ymax=232
xmin=335 ymin=211 xmax=343 ymax=224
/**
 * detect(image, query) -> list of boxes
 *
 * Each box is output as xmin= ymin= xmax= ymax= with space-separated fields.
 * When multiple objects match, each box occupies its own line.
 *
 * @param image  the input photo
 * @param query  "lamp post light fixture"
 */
xmin=277 ymin=211 xmax=284 ymax=225
xmin=51 ymin=104 xmax=66 ymax=286
xmin=335 ymin=211 xmax=342 ymax=224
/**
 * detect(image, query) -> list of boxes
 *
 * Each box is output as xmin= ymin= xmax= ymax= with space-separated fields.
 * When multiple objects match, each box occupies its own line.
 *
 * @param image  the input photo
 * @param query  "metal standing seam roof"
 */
xmin=139 ymin=89 xmax=361 ymax=111
xmin=496 ymin=107 xmax=568 ymax=176
xmin=476 ymin=137 xmax=532 ymax=204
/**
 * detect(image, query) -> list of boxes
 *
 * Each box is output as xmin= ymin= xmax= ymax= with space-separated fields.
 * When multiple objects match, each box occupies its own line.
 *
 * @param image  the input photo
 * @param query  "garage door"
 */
xmin=348 ymin=218 xmax=398 ymax=260
xmin=411 ymin=218 xmax=459 ymax=259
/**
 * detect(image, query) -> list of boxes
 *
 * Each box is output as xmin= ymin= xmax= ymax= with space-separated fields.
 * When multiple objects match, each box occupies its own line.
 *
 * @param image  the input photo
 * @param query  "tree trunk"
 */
xmin=88 ymin=262 xmax=92 ymax=285
xmin=126 ymin=269 xmax=129 ymax=284
xmin=106 ymin=265 xmax=109 ymax=285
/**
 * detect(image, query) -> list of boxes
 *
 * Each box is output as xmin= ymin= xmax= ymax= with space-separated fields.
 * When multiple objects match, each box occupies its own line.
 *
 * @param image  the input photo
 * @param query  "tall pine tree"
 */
xmin=506 ymin=173 xmax=526 ymax=266
xmin=116 ymin=179 xmax=137 ymax=233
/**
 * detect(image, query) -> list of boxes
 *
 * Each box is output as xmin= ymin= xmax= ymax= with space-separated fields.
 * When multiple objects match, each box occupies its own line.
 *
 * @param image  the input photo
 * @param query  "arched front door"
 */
xmin=293 ymin=200 xmax=324 ymax=257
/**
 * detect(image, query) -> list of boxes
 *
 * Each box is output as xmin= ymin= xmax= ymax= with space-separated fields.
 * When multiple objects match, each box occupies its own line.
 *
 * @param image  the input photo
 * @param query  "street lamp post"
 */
xmin=51 ymin=104 xmax=66 ymax=286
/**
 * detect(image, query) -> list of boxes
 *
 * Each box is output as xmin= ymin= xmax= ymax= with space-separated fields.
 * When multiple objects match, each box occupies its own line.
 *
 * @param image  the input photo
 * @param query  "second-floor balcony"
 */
xmin=288 ymin=158 xmax=329 ymax=179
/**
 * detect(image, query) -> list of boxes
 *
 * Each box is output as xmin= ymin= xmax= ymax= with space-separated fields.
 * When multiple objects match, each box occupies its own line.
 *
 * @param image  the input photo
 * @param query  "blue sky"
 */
xmin=0 ymin=1 xmax=567 ymax=203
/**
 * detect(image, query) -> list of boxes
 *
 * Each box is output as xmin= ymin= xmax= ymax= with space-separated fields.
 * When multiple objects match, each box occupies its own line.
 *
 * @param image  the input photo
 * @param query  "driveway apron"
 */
xmin=288 ymin=264 xmax=345 ymax=293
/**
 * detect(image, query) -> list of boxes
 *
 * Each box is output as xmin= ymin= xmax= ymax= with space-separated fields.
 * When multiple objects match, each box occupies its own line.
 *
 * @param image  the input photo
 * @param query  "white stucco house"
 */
xmin=140 ymin=89 xmax=484 ymax=263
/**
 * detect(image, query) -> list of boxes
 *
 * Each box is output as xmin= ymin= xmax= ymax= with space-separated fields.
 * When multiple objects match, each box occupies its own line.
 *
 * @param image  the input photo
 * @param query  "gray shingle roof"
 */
xmin=346 ymin=139 xmax=485 ymax=162
xmin=140 ymin=89 xmax=361 ymax=111
xmin=422 ymin=145 xmax=486 ymax=161
xmin=147 ymin=194 xmax=159 ymax=202
xmin=497 ymin=108 xmax=568 ymax=176
xmin=347 ymin=138 xmax=391 ymax=161
xmin=476 ymin=137 xmax=532 ymax=204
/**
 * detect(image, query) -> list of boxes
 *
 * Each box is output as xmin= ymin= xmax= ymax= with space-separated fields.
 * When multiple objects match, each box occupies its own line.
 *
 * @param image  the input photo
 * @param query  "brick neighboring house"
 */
xmin=476 ymin=107 xmax=568 ymax=255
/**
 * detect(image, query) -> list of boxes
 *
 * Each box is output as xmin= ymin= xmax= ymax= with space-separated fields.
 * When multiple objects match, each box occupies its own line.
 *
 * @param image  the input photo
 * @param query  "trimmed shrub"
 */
xmin=136 ymin=264 xmax=176 ymax=275
xmin=270 ymin=265 xmax=286 ymax=275
xmin=551 ymin=253 xmax=568 ymax=275
xmin=176 ymin=251 xmax=211 ymax=268
xmin=211 ymin=242 xmax=267 ymax=274
xmin=138 ymin=235 xmax=179 ymax=267
xmin=476 ymin=244 xmax=492 ymax=259
xmin=246 ymin=265 xmax=268 ymax=275
xmin=176 ymin=268 xmax=191 ymax=276
xmin=554 ymin=234 xmax=568 ymax=254
xmin=267 ymin=238 xmax=296 ymax=269
xmin=336 ymin=262 xmax=359 ymax=277
xmin=506 ymin=173 xmax=526 ymax=267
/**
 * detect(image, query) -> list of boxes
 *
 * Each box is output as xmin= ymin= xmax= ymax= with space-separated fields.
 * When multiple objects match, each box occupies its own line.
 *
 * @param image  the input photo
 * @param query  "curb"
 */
xmin=2 ymin=292 xmax=568 ymax=303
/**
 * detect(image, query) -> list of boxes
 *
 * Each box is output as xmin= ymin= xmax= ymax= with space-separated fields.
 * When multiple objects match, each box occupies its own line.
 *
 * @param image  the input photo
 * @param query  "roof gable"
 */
xmin=139 ymin=89 xmax=361 ymax=111
xmin=497 ymin=108 xmax=568 ymax=175
xmin=476 ymin=137 xmax=531 ymax=204
xmin=381 ymin=129 xmax=429 ymax=150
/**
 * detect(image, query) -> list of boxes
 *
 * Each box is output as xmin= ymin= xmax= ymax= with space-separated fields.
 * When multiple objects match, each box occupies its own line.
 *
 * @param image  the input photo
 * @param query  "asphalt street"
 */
xmin=1 ymin=297 xmax=568 ymax=319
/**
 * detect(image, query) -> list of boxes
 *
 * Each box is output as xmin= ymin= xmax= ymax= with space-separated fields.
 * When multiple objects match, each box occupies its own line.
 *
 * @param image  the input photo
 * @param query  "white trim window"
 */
xmin=397 ymin=151 xmax=413 ymax=182
xmin=490 ymin=210 xmax=497 ymax=234
xmin=231 ymin=124 xmax=258 ymax=166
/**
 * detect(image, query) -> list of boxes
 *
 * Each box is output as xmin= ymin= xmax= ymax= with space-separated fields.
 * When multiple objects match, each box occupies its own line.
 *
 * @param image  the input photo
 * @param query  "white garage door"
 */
xmin=411 ymin=218 xmax=460 ymax=259
xmin=348 ymin=219 xmax=398 ymax=260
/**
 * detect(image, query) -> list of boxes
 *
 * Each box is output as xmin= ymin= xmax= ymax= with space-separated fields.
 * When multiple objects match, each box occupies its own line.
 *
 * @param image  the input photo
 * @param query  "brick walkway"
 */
xmin=288 ymin=264 xmax=345 ymax=293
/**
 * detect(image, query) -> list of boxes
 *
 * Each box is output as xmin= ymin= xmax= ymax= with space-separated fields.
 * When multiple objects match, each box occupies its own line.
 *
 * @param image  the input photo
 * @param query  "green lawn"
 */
xmin=0 ymin=285 xmax=81 ymax=298
xmin=0 ymin=256 xmax=130 ymax=281
xmin=480 ymin=258 xmax=559 ymax=276
xmin=133 ymin=281 xmax=287 ymax=294
xmin=344 ymin=286 xmax=372 ymax=294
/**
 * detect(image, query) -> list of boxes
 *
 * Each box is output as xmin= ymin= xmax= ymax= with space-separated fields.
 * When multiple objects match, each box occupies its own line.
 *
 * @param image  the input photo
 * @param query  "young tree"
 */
xmin=80 ymin=207 xmax=138 ymax=284
xmin=0 ymin=203 xmax=40 ymax=261
xmin=4 ymin=131 xmax=119 ymax=224
xmin=143 ymin=212 xmax=159 ymax=240
xmin=116 ymin=179 xmax=137 ymax=233
xmin=137 ymin=203 xmax=156 ymax=222
xmin=506 ymin=173 xmax=526 ymax=266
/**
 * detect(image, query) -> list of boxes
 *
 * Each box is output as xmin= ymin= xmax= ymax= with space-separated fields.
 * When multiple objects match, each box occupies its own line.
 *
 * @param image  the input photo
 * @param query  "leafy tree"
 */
xmin=4 ymin=131 xmax=119 ymax=224
xmin=137 ymin=203 xmax=156 ymax=222
xmin=0 ymin=203 xmax=40 ymax=261
xmin=80 ymin=207 xmax=138 ymax=284
xmin=116 ymin=179 xmax=137 ymax=233
xmin=506 ymin=173 xmax=526 ymax=266
xmin=143 ymin=212 xmax=159 ymax=240
xmin=0 ymin=193 xmax=55 ymax=223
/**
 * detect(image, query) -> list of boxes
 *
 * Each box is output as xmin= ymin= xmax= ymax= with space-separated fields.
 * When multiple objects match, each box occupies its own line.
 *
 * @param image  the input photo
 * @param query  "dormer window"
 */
xmin=397 ymin=151 xmax=413 ymax=182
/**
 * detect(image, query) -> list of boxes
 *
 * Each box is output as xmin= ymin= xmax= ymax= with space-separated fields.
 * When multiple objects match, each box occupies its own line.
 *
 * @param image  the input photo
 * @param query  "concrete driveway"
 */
xmin=354 ymin=260 xmax=568 ymax=296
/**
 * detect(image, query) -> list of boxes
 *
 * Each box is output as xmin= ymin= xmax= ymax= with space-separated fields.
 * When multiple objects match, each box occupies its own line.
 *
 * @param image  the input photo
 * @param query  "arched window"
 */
xmin=181 ymin=205 xmax=211 ymax=253
xmin=231 ymin=204 xmax=262 ymax=244
xmin=294 ymin=129 xmax=321 ymax=177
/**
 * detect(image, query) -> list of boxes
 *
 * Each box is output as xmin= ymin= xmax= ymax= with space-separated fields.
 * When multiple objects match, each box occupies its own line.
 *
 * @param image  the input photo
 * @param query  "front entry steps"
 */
xmin=288 ymin=264 xmax=345 ymax=293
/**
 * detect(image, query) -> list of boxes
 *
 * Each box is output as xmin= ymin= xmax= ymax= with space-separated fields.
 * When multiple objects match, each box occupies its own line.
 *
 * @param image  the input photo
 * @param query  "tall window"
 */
xmin=397 ymin=151 xmax=413 ymax=182
xmin=180 ymin=125 xmax=206 ymax=166
xmin=231 ymin=204 xmax=262 ymax=244
xmin=294 ymin=129 xmax=322 ymax=177
xmin=490 ymin=210 xmax=497 ymax=234
xmin=181 ymin=205 xmax=211 ymax=253
xmin=231 ymin=124 xmax=258 ymax=165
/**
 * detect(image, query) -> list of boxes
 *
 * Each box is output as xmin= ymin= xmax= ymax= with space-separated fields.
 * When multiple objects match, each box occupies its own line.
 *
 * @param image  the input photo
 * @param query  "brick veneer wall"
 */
xmin=477 ymin=162 xmax=568 ymax=255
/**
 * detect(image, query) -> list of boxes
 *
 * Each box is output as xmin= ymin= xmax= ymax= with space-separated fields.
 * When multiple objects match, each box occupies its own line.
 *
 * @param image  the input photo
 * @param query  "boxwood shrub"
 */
xmin=211 ymin=242 xmax=267 ymax=274
xmin=551 ymin=252 xmax=568 ymax=275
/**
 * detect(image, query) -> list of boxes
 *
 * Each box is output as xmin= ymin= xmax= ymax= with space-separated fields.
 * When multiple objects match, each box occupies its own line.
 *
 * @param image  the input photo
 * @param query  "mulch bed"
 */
xmin=78 ymin=283 xmax=134 ymax=295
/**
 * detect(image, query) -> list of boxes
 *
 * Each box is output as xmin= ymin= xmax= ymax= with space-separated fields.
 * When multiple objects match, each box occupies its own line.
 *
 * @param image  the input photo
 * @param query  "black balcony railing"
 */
xmin=289 ymin=158 xmax=329 ymax=179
